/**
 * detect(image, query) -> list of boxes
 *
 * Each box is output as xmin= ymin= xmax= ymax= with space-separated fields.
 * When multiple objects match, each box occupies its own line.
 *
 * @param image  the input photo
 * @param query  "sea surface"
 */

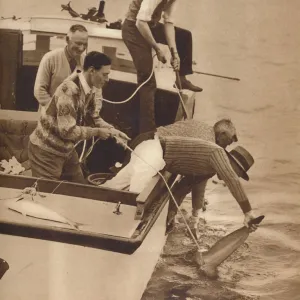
xmin=1 ymin=1 xmax=299 ymax=299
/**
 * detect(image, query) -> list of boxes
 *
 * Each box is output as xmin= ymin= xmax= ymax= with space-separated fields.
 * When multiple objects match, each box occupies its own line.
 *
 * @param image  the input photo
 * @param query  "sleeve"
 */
xmin=34 ymin=53 xmax=53 ymax=106
xmin=137 ymin=0 xmax=162 ymax=22
xmin=210 ymin=148 xmax=252 ymax=213
xmin=56 ymin=84 xmax=101 ymax=142
xmin=162 ymin=1 xmax=177 ymax=23
xmin=89 ymin=89 xmax=114 ymax=129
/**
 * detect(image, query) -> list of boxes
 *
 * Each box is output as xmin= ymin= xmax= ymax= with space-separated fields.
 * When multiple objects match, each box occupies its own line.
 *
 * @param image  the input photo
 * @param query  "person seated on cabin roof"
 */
xmin=34 ymin=24 xmax=104 ymax=118
xmin=102 ymin=119 xmax=259 ymax=238
xmin=122 ymin=0 xmax=202 ymax=134
xmin=28 ymin=51 xmax=130 ymax=183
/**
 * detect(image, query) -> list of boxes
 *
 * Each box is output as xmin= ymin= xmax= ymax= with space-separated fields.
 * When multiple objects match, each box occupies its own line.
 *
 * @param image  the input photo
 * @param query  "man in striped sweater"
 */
xmin=103 ymin=119 xmax=258 ymax=236
xmin=28 ymin=52 xmax=130 ymax=183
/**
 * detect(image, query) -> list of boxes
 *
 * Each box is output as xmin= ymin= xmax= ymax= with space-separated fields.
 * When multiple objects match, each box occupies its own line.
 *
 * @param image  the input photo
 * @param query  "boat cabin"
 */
xmin=0 ymin=15 xmax=195 ymax=174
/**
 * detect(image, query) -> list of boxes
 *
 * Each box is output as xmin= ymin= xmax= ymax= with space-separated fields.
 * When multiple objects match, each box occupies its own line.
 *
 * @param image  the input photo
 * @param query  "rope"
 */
xmin=77 ymin=83 xmax=188 ymax=163
xmin=113 ymin=136 xmax=203 ymax=253
xmin=100 ymin=54 xmax=157 ymax=104
xmin=79 ymin=140 xmax=87 ymax=162
xmin=76 ymin=53 xmax=189 ymax=166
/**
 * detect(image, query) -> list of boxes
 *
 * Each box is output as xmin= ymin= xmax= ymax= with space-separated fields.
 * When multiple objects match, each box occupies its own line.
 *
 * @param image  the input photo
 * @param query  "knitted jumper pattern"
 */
xmin=161 ymin=136 xmax=252 ymax=213
xmin=30 ymin=79 xmax=109 ymax=157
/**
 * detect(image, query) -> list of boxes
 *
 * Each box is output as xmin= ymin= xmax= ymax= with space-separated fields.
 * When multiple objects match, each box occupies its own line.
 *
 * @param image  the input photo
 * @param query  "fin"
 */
xmin=248 ymin=215 xmax=265 ymax=226
xmin=68 ymin=221 xmax=85 ymax=231
xmin=8 ymin=207 xmax=26 ymax=216
xmin=0 ymin=258 xmax=9 ymax=280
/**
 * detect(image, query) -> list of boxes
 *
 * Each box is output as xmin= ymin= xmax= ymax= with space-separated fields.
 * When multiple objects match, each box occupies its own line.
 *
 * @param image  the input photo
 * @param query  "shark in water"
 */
xmin=195 ymin=215 xmax=265 ymax=278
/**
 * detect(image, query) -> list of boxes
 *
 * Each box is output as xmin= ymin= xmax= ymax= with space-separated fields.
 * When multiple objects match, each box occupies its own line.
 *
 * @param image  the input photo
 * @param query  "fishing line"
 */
xmin=75 ymin=54 xmax=189 ymax=161
xmin=77 ymin=82 xmax=187 ymax=163
xmin=50 ymin=180 xmax=66 ymax=194
xmin=113 ymin=136 xmax=203 ymax=255
xmin=74 ymin=54 xmax=157 ymax=153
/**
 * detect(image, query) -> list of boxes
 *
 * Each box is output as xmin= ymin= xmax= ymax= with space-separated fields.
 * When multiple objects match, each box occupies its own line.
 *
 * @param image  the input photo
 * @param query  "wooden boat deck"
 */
xmin=0 ymin=187 xmax=140 ymax=238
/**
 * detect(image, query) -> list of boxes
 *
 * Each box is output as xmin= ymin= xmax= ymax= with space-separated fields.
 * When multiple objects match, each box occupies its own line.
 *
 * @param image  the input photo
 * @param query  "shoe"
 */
xmin=166 ymin=218 xmax=176 ymax=235
xmin=176 ymin=77 xmax=203 ymax=92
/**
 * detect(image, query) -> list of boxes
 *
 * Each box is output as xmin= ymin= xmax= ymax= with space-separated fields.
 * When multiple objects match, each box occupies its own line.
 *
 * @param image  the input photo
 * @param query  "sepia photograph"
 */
xmin=0 ymin=1 xmax=299 ymax=299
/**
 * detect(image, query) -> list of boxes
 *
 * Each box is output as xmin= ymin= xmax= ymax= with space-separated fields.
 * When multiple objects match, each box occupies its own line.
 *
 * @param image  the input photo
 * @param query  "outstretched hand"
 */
xmin=97 ymin=128 xmax=112 ymax=140
xmin=110 ymin=128 xmax=131 ymax=148
xmin=243 ymin=210 xmax=259 ymax=232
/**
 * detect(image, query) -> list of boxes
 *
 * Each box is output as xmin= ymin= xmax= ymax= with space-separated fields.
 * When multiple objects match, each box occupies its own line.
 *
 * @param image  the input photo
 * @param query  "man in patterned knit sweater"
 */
xmin=28 ymin=52 xmax=130 ymax=183
xmin=102 ymin=119 xmax=258 ymax=236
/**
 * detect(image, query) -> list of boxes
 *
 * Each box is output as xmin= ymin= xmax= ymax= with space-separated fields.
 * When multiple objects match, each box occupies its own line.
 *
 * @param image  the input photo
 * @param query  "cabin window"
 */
xmin=23 ymin=33 xmax=66 ymax=67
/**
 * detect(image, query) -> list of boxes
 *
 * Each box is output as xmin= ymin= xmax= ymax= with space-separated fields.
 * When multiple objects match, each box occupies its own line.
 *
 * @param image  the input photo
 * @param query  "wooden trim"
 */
xmin=0 ymin=174 xmax=138 ymax=206
xmin=135 ymin=171 xmax=174 ymax=220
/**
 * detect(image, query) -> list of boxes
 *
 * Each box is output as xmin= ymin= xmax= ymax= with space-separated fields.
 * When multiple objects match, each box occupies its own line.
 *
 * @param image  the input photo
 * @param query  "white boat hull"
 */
xmin=0 ymin=201 xmax=168 ymax=300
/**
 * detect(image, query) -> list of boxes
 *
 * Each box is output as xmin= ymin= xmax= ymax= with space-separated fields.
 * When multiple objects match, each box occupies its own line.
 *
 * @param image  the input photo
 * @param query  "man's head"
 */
xmin=214 ymin=119 xmax=238 ymax=148
xmin=83 ymin=51 xmax=112 ymax=89
xmin=66 ymin=24 xmax=88 ymax=59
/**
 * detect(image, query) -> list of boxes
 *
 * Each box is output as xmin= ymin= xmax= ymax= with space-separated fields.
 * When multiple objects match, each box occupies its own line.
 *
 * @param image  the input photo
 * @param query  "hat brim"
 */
xmin=226 ymin=152 xmax=249 ymax=181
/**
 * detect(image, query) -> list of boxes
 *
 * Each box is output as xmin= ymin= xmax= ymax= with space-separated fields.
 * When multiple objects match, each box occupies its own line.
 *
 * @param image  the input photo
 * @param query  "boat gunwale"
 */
xmin=0 ymin=173 xmax=170 ymax=254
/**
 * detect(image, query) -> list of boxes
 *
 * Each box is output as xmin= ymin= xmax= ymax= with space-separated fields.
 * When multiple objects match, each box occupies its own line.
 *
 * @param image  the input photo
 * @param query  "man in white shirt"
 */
xmin=122 ymin=0 xmax=202 ymax=134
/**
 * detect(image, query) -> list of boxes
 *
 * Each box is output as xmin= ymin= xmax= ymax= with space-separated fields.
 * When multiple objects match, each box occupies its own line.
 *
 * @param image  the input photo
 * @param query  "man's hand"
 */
xmin=243 ymin=210 xmax=259 ymax=232
xmin=155 ymin=47 xmax=167 ymax=64
xmin=110 ymin=128 xmax=131 ymax=148
xmin=170 ymin=51 xmax=180 ymax=72
xmin=97 ymin=128 xmax=112 ymax=140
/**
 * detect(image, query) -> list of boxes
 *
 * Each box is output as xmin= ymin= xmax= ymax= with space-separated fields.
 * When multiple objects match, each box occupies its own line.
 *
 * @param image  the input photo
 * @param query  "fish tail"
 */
xmin=69 ymin=222 xmax=84 ymax=231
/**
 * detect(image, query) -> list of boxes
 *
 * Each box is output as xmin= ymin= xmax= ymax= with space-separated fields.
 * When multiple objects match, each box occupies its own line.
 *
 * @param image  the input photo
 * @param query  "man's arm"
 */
xmin=88 ymin=90 xmax=131 ymax=146
xmin=91 ymin=88 xmax=114 ymax=129
xmin=210 ymin=148 xmax=252 ymax=214
xmin=136 ymin=0 xmax=167 ymax=62
xmin=34 ymin=54 xmax=53 ymax=107
xmin=163 ymin=1 xmax=177 ymax=50
xmin=56 ymin=84 xmax=111 ymax=142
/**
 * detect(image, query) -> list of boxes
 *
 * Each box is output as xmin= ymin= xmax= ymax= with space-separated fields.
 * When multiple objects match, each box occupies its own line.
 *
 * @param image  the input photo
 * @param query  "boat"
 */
xmin=0 ymin=5 xmax=196 ymax=300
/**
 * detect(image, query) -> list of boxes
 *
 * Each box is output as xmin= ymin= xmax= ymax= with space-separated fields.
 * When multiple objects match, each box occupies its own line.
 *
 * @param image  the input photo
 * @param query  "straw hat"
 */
xmin=226 ymin=146 xmax=254 ymax=181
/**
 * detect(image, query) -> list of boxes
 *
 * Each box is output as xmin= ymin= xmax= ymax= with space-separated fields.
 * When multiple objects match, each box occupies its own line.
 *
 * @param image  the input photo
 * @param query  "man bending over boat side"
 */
xmin=102 ymin=119 xmax=259 ymax=237
xmin=28 ymin=52 xmax=130 ymax=183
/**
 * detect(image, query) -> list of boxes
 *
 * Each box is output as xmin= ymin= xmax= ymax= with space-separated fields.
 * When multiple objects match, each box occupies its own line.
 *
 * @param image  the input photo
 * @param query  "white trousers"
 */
xmin=101 ymin=134 xmax=166 ymax=193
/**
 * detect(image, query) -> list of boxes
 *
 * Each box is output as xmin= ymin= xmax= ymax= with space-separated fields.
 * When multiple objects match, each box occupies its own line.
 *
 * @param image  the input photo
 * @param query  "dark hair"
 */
xmin=69 ymin=24 xmax=88 ymax=33
xmin=83 ymin=51 xmax=112 ymax=71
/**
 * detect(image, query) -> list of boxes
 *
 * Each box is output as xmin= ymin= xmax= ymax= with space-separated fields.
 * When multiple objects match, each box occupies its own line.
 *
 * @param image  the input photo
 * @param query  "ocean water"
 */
xmin=1 ymin=0 xmax=299 ymax=299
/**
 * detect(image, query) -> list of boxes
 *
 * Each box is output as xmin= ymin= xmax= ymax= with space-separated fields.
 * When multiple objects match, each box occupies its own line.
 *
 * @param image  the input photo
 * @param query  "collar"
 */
xmin=64 ymin=46 xmax=74 ymax=63
xmin=78 ymin=72 xmax=93 ymax=95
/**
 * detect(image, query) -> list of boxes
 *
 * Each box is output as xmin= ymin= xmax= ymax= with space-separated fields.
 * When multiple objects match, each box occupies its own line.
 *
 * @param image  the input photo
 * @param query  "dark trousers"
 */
xmin=166 ymin=175 xmax=209 ymax=224
xmin=119 ymin=130 xmax=208 ymax=223
xmin=122 ymin=19 xmax=193 ymax=134
xmin=28 ymin=142 xmax=86 ymax=184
